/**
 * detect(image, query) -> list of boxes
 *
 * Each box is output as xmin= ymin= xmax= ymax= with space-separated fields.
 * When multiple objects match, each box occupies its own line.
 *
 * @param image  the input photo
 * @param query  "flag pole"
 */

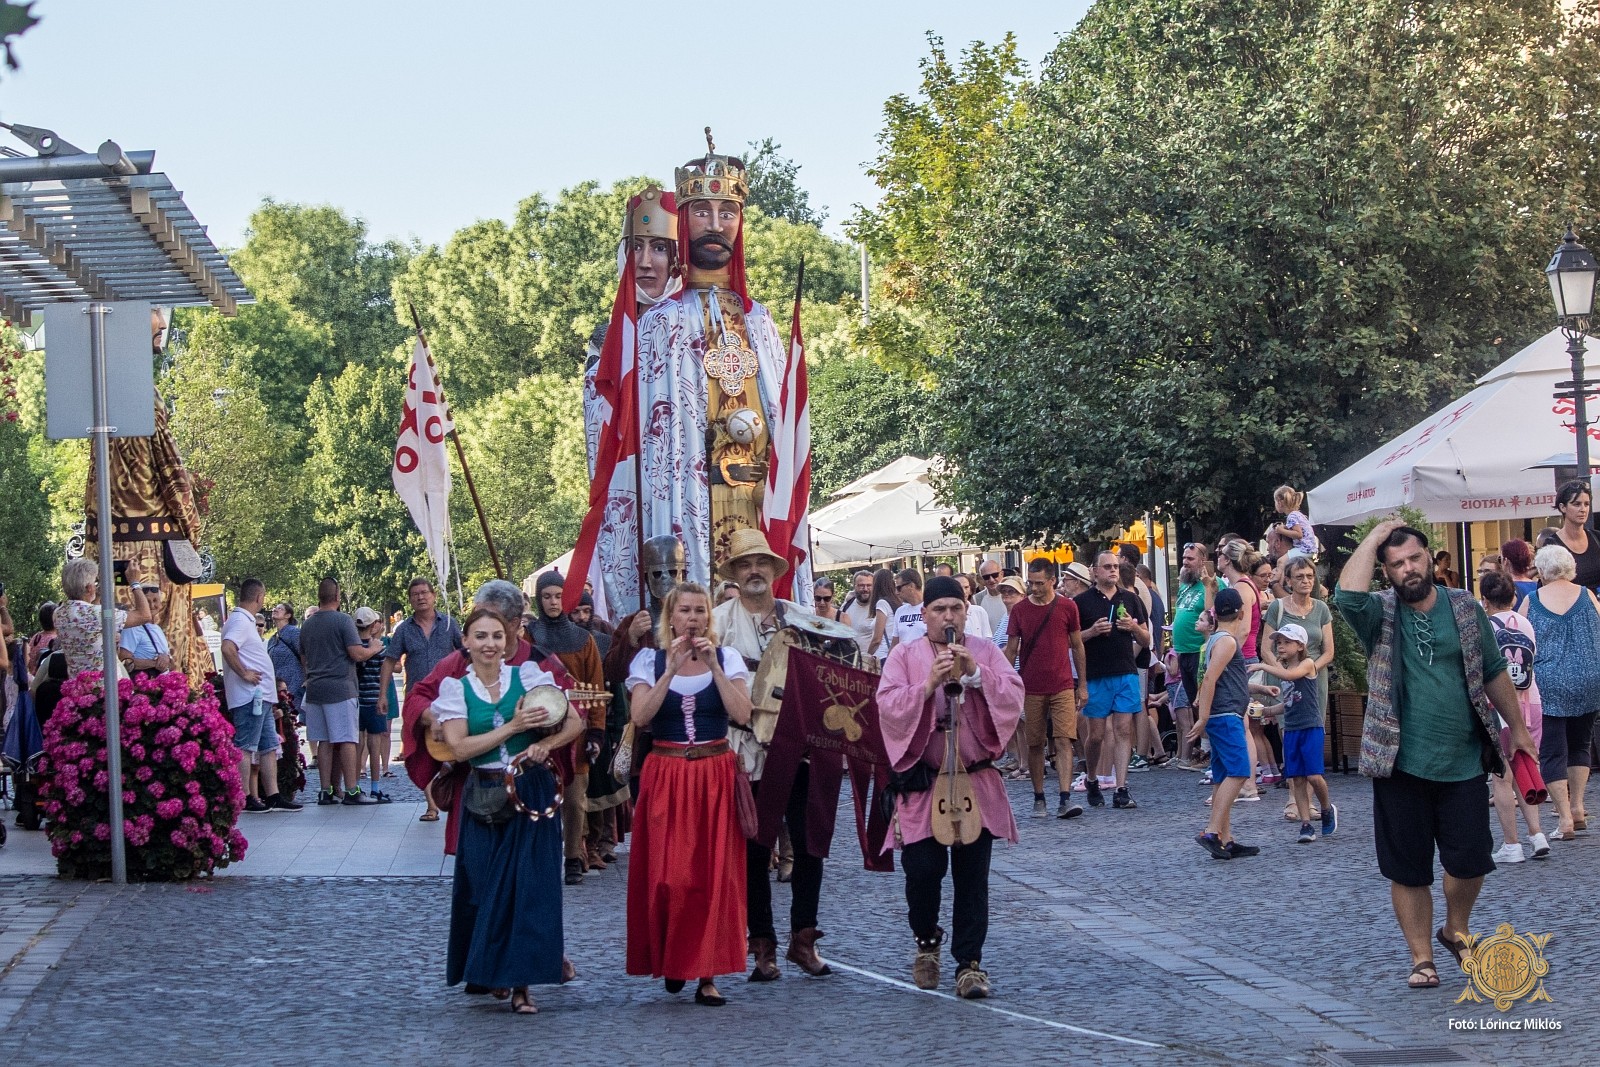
xmin=407 ymin=302 xmax=505 ymax=580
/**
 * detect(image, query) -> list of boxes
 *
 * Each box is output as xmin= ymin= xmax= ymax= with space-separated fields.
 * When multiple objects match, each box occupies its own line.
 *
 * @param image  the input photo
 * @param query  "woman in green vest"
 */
xmin=436 ymin=605 xmax=581 ymax=1015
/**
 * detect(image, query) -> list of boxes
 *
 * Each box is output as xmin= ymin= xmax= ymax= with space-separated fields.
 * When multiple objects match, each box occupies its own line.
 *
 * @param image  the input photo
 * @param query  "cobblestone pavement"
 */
xmin=0 ymin=760 xmax=1593 ymax=1065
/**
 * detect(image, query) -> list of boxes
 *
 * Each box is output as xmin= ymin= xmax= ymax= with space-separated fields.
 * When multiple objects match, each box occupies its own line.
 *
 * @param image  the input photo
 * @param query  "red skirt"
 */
xmin=625 ymin=746 xmax=748 ymax=979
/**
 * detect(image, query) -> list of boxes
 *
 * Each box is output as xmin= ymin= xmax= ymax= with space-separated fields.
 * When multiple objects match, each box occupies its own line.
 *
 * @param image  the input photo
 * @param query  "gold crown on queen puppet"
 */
xmin=624 ymin=185 xmax=679 ymax=242
xmin=676 ymin=127 xmax=748 ymax=205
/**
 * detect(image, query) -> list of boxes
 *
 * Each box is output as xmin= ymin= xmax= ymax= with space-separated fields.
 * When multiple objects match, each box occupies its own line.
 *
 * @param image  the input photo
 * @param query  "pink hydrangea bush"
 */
xmin=38 ymin=670 xmax=248 ymax=880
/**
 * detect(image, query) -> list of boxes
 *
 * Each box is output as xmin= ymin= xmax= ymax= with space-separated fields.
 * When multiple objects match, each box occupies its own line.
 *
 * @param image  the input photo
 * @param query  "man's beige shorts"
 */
xmin=1023 ymin=690 xmax=1078 ymax=747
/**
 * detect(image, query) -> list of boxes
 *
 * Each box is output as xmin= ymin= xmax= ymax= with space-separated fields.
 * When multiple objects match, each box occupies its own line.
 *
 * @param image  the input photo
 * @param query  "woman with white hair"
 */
xmin=55 ymin=557 xmax=152 ymax=678
xmin=1520 ymin=543 xmax=1600 ymax=839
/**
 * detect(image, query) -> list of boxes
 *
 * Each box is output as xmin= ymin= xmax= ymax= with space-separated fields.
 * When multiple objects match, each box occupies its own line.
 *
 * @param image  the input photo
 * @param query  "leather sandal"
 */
xmin=1437 ymin=927 xmax=1471 ymax=970
xmin=1407 ymin=961 xmax=1440 ymax=988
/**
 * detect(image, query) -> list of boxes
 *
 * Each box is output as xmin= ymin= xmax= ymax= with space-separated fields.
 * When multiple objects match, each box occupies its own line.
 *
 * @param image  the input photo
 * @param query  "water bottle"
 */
xmin=252 ymin=685 xmax=264 ymax=717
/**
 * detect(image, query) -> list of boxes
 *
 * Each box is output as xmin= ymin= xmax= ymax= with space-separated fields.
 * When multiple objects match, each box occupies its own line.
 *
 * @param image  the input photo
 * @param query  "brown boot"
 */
xmin=748 ymin=936 xmax=781 ymax=982
xmin=785 ymin=927 xmax=833 ymax=977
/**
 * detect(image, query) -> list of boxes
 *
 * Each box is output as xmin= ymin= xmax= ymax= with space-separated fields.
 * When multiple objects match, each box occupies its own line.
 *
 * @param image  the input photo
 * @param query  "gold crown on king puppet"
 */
xmin=624 ymin=185 xmax=678 ymax=242
xmin=675 ymin=127 xmax=748 ymax=205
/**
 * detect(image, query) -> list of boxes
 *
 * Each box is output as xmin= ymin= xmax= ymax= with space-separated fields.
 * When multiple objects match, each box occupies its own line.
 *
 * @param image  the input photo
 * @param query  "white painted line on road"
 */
xmin=826 ymin=958 xmax=1166 ymax=1050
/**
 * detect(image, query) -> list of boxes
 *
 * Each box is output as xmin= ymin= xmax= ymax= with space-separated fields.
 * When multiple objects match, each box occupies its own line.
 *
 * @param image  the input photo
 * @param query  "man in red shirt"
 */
xmin=1004 ymin=558 xmax=1089 ymax=820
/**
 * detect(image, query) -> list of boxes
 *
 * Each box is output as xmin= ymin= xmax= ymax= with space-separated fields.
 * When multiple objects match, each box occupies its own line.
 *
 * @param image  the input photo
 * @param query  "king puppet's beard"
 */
xmin=690 ymin=234 xmax=733 ymax=269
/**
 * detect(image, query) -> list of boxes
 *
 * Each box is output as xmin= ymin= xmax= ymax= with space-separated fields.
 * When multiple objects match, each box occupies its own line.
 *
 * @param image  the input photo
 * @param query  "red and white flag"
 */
xmin=565 ymin=270 xmax=639 ymax=613
xmin=764 ymin=268 xmax=811 ymax=600
xmin=392 ymin=338 xmax=454 ymax=592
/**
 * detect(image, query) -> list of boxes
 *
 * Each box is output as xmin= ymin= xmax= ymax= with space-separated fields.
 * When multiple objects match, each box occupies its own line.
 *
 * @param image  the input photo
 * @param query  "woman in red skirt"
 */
xmin=624 ymin=582 xmax=751 ymax=1006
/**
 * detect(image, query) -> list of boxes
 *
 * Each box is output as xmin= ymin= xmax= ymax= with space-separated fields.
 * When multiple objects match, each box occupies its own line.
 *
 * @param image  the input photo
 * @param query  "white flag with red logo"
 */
xmin=392 ymin=338 xmax=454 ymax=592
xmin=764 ymin=269 xmax=811 ymax=600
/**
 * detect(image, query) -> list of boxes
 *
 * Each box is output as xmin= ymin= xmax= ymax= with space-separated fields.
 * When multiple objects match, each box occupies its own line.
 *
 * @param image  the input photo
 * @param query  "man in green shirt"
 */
xmin=1171 ymin=541 xmax=1225 ymax=703
xmin=1336 ymin=519 xmax=1538 ymax=991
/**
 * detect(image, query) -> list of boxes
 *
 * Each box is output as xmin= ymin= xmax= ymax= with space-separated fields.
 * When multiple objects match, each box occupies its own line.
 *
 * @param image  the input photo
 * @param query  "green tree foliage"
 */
xmin=851 ymin=33 xmax=1029 ymax=377
xmin=744 ymin=138 xmax=826 ymax=226
xmin=451 ymin=374 xmax=587 ymax=585
xmin=229 ymin=200 xmax=411 ymax=366
xmin=164 ymin=354 xmax=306 ymax=592
xmin=302 ymin=360 xmax=428 ymax=608
xmin=176 ymin=301 xmax=334 ymax=436
xmin=743 ymin=206 xmax=857 ymax=312
xmin=0 ymin=1 xmax=38 ymax=74
xmin=927 ymin=1 xmax=1600 ymax=545
xmin=806 ymin=348 xmax=934 ymax=503
xmin=395 ymin=180 xmax=646 ymax=408
xmin=0 ymin=378 xmax=59 ymax=613
xmin=8 ymin=346 xmax=87 ymax=551
xmin=175 ymin=201 xmax=409 ymax=436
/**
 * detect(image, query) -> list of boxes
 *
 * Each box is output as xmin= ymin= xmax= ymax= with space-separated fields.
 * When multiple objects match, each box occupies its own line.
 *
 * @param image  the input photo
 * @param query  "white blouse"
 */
xmin=433 ymin=661 xmax=558 ymax=768
xmin=626 ymin=646 xmax=748 ymax=694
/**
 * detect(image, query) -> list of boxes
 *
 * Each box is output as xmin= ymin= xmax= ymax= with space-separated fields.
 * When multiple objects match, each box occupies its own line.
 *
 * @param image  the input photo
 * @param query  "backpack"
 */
xmin=1489 ymin=616 xmax=1535 ymax=692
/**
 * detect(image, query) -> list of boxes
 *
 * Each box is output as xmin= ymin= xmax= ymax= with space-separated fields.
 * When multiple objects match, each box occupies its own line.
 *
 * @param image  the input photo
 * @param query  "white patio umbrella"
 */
xmin=1308 ymin=328 xmax=1600 ymax=525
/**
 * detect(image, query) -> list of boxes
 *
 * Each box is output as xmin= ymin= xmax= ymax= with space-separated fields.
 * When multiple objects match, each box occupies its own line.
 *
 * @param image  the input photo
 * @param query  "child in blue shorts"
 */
xmin=1186 ymin=589 xmax=1259 ymax=859
xmin=1258 ymin=624 xmax=1334 ymax=843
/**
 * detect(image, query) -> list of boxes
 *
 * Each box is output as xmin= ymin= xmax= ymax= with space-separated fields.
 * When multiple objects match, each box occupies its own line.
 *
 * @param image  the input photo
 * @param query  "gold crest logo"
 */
xmin=1455 ymin=924 xmax=1553 ymax=1011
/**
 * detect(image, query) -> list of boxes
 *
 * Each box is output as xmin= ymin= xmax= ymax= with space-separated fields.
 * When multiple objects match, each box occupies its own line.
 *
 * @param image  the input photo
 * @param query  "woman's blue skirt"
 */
xmin=447 ymin=765 xmax=565 ymax=988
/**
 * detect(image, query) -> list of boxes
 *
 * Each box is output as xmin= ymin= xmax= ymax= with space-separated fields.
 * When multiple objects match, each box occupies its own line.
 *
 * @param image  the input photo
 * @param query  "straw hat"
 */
xmin=718 ymin=528 xmax=789 ymax=580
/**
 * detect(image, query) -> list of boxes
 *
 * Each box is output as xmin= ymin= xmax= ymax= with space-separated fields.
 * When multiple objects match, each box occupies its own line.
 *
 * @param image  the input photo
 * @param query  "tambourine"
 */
xmin=518 ymin=684 xmax=573 ymax=737
xmin=426 ymin=682 xmax=585 ymax=762
xmin=503 ymin=746 xmax=563 ymax=822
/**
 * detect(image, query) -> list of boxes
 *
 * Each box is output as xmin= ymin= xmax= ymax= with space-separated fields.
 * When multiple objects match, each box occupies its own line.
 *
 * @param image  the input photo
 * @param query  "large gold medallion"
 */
xmin=1456 ymin=924 xmax=1553 ymax=1010
xmin=703 ymin=337 xmax=758 ymax=397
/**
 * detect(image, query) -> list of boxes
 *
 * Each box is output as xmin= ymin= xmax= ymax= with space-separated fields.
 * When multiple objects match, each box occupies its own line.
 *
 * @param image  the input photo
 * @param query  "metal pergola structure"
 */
xmin=1 ymin=122 xmax=253 ymax=884
xmin=0 ymin=123 xmax=250 ymax=323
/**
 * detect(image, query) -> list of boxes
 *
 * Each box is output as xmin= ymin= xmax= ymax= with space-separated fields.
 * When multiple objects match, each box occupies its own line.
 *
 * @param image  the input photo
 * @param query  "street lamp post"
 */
xmin=1546 ymin=224 xmax=1600 ymax=482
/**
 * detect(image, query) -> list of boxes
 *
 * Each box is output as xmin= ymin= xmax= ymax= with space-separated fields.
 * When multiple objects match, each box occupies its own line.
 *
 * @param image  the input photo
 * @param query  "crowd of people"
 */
xmin=5 ymin=479 xmax=1600 ymax=1002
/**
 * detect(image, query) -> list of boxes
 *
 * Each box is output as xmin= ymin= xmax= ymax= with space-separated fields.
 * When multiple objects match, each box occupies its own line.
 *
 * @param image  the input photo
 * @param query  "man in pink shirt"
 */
xmin=878 ymin=576 xmax=1024 ymax=1001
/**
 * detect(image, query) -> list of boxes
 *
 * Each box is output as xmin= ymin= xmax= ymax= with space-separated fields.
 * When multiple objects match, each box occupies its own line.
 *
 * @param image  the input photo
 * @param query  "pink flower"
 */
xmin=155 ymin=798 xmax=183 ymax=820
xmin=92 ymin=823 xmax=111 ymax=841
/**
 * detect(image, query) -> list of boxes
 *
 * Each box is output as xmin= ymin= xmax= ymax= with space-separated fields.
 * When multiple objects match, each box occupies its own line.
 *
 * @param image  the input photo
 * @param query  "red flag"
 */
xmin=763 ymin=264 xmax=811 ymax=600
xmin=565 ymin=261 xmax=640 ymax=614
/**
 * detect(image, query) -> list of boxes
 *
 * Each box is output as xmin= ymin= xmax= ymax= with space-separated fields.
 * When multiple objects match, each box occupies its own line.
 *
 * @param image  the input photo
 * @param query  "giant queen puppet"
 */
xmin=574 ymin=130 xmax=812 ymax=614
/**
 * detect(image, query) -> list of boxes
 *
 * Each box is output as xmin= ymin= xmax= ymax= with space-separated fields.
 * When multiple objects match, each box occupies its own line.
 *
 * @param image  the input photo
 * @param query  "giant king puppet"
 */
xmin=572 ymin=130 xmax=812 ymax=612
xmin=82 ymin=307 xmax=212 ymax=681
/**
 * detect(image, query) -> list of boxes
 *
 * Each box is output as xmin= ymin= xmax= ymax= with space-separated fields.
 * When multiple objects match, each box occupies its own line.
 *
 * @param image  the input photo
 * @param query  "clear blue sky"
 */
xmin=2 ymin=1 xmax=1092 ymax=250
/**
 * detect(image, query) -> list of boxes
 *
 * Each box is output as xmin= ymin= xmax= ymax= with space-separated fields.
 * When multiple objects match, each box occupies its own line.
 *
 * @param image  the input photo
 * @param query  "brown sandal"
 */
xmin=419 ymin=810 xmax=440 ymax=822
xmin=1437 ymin=927 xmax=1471 ymax=969
xmin=1408 ymin=961 xmax=1440 ymax=988
xmin=509 ymin=988 xmax=538 ymax=1014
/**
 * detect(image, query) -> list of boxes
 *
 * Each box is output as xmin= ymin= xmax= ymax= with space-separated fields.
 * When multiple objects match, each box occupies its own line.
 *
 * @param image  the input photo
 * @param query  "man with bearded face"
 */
xmin=1336 ymin=520 xmax=1538 ymax=990
xmin=582 ymin=187 xmax=684 ymax=617
xmin=633 ymin=130 xmax=811 ymax=596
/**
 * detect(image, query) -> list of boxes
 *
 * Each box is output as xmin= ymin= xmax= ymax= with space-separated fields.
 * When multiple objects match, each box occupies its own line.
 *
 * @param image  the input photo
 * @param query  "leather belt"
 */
xmin=650 ymin=740 xmax=730 ymax=761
